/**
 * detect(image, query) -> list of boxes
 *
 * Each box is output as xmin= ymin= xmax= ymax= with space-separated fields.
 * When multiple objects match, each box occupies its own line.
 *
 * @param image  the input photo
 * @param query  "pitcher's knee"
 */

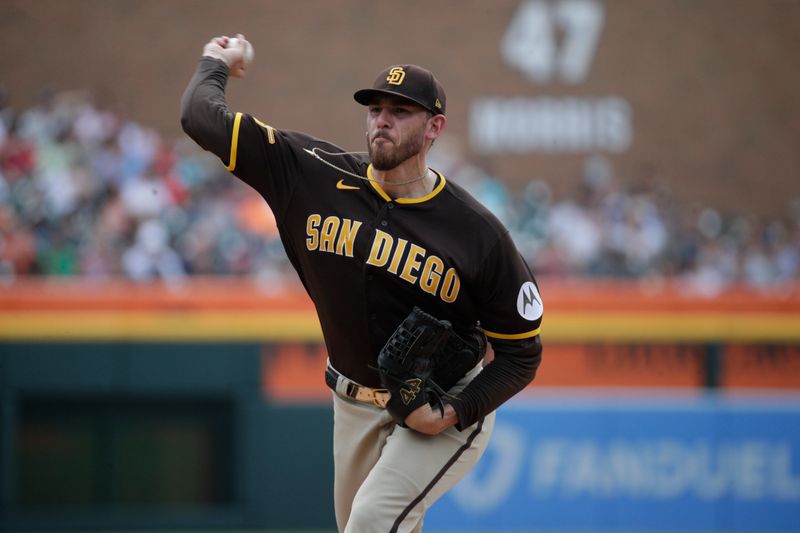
xmin=344 ymin=503 xmax=386 ymax=532
xmin=345 ymin=500 xmax=422 ymax=533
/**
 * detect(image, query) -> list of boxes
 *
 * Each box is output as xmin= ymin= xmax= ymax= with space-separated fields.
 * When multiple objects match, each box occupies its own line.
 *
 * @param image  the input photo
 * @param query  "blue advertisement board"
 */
xmin=426 ymin=393 xmax=800 ymax=532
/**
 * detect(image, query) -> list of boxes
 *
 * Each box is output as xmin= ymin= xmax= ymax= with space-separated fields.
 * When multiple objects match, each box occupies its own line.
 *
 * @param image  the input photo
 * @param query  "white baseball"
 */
xmin=227 ymin=37 xmax=254 ymax=65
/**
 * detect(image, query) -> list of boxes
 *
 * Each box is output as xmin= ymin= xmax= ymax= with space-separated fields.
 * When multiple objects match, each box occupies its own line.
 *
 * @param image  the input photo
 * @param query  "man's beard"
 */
xmin=367 ymin=128 xmax=425 ymax=171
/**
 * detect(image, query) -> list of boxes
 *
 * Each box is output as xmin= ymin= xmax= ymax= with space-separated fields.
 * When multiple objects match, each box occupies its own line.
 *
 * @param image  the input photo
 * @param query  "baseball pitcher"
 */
xmin=181 ymin=34 xmax=544 ymax=532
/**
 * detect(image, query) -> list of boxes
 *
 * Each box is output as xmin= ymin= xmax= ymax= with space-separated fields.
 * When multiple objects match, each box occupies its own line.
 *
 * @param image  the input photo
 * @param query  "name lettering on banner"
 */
xmin=471 ymin=0 xmax=634 ymax=154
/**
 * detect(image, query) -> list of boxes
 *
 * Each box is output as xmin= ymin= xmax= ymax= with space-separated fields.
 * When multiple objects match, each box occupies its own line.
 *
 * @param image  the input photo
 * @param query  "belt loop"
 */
xmin=336 ymin=376 xmax=350 ymax=398
xmin=346 ymin=382 xmax=357 ymax=398
xmin=327 ymin=360 xmax=345 ymax=397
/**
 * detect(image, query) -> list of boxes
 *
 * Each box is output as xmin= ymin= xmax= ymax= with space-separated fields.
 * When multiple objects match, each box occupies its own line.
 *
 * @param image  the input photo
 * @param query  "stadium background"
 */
xmin=1 ymin=0 xmax=799 ymax=532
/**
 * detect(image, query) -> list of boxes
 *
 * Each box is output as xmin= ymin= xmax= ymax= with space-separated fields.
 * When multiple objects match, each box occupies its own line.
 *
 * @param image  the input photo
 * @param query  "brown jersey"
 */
xmin=181 ymin=58 xmax=543 ymax=428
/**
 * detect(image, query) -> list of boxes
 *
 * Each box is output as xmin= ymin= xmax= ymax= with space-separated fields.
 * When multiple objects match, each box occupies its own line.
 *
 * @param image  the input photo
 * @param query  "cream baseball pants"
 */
xmin=331 ymin=365 xmax=495 ymax=533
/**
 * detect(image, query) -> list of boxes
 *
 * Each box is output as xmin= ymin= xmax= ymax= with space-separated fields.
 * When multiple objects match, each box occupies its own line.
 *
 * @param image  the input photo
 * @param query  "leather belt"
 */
xmin=325 ymin=365 xmax=390 ymax=408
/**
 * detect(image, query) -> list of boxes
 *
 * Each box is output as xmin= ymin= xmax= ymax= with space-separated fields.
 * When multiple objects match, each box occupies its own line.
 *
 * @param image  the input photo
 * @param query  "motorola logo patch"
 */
xmin=516 ymin=281 xmax=543 ymax=321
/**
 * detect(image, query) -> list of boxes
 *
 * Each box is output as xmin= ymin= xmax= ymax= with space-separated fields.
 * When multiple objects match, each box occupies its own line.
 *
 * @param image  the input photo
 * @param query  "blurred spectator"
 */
xmin=0 ymin=205 xmax=36 ymax=283
xmin=0 ymin=85 xmax=11 ymax=148
xmin=546 ymin=197 xmax=602 ymax=274
xmin=122 ymin=219 xmax=186 ymax=282
xmin=0 ymin=90 xmax=797 ymax=293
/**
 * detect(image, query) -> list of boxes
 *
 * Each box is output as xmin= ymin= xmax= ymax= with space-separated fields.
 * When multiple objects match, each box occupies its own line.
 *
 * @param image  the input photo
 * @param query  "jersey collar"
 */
xmin=366 ymin=164 xmax=447 ymax=204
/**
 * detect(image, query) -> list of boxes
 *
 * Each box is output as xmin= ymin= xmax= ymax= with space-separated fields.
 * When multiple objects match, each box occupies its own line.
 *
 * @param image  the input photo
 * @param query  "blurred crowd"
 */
xmin=1 ymin=90 xmax=798 ymax=293
xmin=430 ymin=147 xmax=800 ymax=295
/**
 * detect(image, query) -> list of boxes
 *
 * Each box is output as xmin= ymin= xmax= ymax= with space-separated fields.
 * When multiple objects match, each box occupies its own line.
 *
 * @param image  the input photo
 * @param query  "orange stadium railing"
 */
xmin=1 ymin=277 xmax=799 ymax=396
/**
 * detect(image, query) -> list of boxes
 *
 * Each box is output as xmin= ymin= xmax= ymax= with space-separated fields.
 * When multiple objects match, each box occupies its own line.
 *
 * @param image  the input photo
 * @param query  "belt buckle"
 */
xmin=372 ymin=389 xmax=390 ymax=408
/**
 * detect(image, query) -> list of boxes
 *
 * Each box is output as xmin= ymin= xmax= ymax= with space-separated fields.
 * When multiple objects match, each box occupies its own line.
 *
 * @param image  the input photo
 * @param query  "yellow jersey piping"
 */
xmin=226 ymin=112 xmax=243 ymax=171
xmin=254 ymin=117 xmax=276 ymax=144
xmin=483 ymin=327 xmax=541 ymax=340
xmin=367 ymin=165 xmax=446 ymax=203
xmin=367 ymin=165 xmax=392 ymax=201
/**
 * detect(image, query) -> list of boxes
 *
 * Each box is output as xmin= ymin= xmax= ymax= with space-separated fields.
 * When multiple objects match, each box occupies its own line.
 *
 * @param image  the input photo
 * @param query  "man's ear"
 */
xmin=426 ymin=114 xmax=447 ymax=141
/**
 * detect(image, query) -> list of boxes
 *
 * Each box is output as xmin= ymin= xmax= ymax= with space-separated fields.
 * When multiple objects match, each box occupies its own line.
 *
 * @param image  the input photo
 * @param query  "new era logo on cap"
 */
xmin=354 ymin=64 xmax=446 ymax=116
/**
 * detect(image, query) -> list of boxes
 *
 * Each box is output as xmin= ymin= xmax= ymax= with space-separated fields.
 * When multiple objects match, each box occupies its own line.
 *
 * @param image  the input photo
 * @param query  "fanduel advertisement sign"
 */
xmin=426 ymin=394 xmax=800 ymax=532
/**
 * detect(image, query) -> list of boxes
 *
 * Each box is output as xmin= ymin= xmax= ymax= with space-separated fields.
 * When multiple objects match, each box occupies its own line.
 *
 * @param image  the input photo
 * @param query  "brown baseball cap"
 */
xmin=354 ymin=65 xmax=446 ymax=116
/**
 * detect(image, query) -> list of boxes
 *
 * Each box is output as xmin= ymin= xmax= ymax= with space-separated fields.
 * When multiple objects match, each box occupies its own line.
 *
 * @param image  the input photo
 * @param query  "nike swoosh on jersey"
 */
xmin=336 ymin=179 xmax=360 ymax=190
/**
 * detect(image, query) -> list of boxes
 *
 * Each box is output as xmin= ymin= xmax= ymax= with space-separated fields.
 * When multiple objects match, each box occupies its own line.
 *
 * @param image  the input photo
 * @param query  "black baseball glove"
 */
xmin=376 ymin=306 xmax=487 ymax=426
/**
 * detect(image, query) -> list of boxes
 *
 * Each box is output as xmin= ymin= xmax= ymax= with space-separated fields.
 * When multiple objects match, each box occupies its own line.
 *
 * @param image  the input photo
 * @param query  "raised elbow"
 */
xmin=179 ymin=92 xmax=198 ymax=138
xmin=180 ymin=110 xmax=195 ymax=137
